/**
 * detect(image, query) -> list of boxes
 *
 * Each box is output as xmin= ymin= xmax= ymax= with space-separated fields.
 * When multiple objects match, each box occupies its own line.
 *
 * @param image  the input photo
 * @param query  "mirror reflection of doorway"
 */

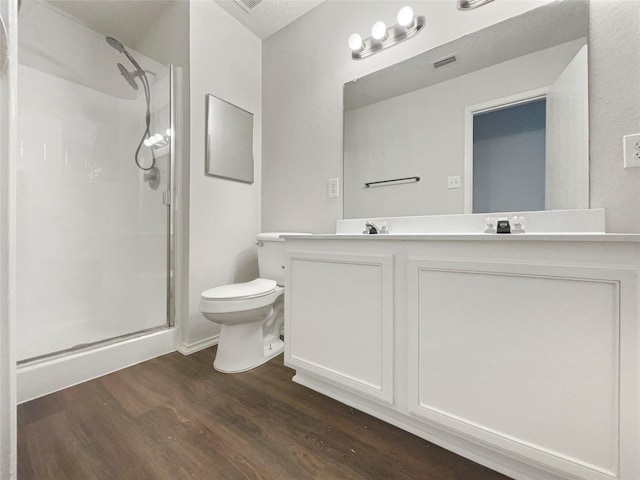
xmin=464 ymin=45 xmax=589 ymax=214
xmin=472 ymin=99 xmax=546 ymax=214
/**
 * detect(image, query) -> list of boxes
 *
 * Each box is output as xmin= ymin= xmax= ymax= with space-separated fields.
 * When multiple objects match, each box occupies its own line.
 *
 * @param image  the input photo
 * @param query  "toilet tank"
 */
xmin=257 ymin=233 xmax=307 ymax=286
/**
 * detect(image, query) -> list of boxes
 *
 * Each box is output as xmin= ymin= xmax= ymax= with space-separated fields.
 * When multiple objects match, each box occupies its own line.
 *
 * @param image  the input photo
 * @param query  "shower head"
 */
xmin=106 ymin=35 xmax=156 ymax=173
xmin=117 ymin=63 xmax=139 ymax=90
xmin=106 ymin=35 xmax=145 ymax=77
xmin=106 ymin=36 xmax=125 ymax=53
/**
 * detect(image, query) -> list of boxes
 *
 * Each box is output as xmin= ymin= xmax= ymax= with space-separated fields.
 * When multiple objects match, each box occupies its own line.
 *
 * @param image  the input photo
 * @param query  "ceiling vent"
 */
xmin=233 ymin=0 xmax=264 ymax=13
xmin=432 ymin=55 xmax=458 ymax=69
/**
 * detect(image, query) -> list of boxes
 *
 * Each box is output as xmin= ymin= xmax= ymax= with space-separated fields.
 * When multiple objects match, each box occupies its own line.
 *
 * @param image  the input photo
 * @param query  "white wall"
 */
xmin=264 ymin=0 xmax=640 ymax=234
xmin=589 ymin=1 xmax=640 ymax=233
xmin=262 ymin=0 xmax=552 ymax=233
xmin=184 ymin=0 xmax=262 ymax=350
xmin=545 ymin=45 xmax=589 ymax=211
xmin=344 ymin=40 xmax=582 ymax=219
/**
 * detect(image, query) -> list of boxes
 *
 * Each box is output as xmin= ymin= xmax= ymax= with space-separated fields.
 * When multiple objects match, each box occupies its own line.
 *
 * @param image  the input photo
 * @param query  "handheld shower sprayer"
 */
xmin=105 ymin=36 xmax=125 ymax=53
xmin=106 ymin=36 xmax=156 ymax=172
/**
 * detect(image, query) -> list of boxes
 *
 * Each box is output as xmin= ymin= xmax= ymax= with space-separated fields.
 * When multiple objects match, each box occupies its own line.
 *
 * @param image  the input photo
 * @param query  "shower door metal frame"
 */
xmin=0 ymin=0 xmax=17 ymax=476
xmin=166 ymin=64 xmax=177 ymax=328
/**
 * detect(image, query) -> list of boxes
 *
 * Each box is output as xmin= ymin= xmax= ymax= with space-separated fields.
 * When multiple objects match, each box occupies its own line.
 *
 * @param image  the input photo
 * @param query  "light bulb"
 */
xmin=348 ymin=33 xmax=363 ymax=52
xmin=397 ymin=6 xmax=414 ymax=28
xmin=371 ymin=21 xmax=387 ymax=41
xmin=153 ymin=133 xmax=164 ymax=143
xmin=143 ymin=137 xmax=155 ymax=147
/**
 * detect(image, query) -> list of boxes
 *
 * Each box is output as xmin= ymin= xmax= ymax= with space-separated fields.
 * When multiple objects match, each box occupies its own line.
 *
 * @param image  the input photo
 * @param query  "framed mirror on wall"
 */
xmin=205 ymin=93 xmax=254 ymax=184
xmin=343 ymin=0 xmax=589 ymax=219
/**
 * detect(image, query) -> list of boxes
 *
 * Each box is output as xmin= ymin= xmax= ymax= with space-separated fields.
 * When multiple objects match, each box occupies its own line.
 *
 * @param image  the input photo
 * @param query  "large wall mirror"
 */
xmin=343 ymin=1 xmax=588 ymax=219
xmin=205 ymin=94 xmax=254 ymax=184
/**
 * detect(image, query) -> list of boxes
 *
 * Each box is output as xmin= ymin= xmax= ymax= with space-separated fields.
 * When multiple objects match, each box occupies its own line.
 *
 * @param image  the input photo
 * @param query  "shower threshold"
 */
xmin=18 ymin=325 xmax=172 ymax=367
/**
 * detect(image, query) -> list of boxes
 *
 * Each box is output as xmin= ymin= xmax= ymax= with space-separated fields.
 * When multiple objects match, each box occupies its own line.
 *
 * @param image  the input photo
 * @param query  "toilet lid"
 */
xmin=201 ymin=278 xmax=277 ymax=301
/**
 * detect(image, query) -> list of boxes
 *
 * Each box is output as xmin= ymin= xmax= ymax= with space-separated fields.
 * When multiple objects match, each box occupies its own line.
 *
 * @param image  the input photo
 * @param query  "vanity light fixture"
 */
xmin=397 ymin=6 xmax=415 ymax=28
xmin=371 ymin=21 xmax=387 ymax=41
xmin=348 ymin=6 xmax=426 ymax=60
xmin=348 ymin=33 xmax=363 ymax=52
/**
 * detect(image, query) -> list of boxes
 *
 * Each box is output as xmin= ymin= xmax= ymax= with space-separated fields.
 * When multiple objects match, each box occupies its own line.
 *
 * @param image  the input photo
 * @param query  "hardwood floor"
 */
xmin=18 ymin=347 xmax=512 ymax=480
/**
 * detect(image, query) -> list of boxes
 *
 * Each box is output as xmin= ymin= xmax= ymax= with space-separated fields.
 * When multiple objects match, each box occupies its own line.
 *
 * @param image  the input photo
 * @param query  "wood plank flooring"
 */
xmin=18 ymin=347 xmax=512 ymax=480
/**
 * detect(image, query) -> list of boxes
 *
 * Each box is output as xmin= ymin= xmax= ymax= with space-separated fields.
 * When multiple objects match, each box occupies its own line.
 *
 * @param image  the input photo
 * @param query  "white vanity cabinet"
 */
xmin=283 ymin=235 xmax=640 ymax=480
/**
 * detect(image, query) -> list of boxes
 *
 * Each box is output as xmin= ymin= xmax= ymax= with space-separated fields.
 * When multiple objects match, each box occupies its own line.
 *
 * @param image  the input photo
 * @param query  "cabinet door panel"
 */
xmin=286 ymin=251 xmax=394 ymax=404
xmin=407 ymin=258 xmax=633 ymax=480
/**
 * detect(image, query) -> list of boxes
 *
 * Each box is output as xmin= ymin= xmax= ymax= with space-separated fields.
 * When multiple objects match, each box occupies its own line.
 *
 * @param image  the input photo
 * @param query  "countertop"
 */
xmin=281 ymin=233 xmax=640 ymax=242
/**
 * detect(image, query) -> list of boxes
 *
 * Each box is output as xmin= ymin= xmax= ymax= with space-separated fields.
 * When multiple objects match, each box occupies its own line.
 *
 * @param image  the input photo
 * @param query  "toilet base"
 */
xmin=213 ymin=321 xmax=284 ymax=373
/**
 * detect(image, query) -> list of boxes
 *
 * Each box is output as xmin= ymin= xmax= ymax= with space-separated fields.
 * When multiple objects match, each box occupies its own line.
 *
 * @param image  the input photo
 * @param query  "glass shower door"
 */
xmin=16 ymin=0 xmax=172 ymax=361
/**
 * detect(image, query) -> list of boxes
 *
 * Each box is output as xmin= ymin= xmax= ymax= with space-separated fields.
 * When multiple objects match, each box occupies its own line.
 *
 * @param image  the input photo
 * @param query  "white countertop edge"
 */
xmin=281 ymin=233 xmax=640 ymax=242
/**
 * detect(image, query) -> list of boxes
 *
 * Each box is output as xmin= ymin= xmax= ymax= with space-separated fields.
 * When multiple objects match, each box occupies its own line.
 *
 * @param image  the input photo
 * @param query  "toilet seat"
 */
xmin=202 ymin=278 xmax=277 ymax=300
xmin=200 ymin=278 xmax=283 ymax=314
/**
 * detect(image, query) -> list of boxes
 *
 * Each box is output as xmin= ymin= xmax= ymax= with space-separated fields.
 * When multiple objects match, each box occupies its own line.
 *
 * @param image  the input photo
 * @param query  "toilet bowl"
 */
xmin=200 ymin=279 xmax=284 ymax=373
xmin=199 ymin=233 xmax=303 ymax=373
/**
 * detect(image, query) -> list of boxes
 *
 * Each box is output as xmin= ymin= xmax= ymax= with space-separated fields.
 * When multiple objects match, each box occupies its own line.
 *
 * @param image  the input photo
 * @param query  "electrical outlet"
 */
xmin=623 ymin=133 xmax=640 ymax=168
xmin=447 ymin=175 xmax=461 ymax=189
xmin=328 ymin=178 xmax=340 ymax=198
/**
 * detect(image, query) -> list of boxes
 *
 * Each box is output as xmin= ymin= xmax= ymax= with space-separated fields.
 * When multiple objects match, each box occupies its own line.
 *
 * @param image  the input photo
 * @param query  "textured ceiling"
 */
xmin=215 ymin=0 xmax=324 ymax=39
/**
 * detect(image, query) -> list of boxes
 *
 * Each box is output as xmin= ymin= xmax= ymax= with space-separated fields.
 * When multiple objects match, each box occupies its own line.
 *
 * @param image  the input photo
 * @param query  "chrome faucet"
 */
xmin=363 ymin=221 xmax=379 ymax=234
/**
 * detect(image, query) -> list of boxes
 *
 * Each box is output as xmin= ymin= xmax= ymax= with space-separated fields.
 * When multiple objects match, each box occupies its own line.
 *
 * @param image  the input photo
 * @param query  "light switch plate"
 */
xmin=328 ymin=178 xmax=340 ymax=198
xmin=447 ymin=175 xmax=461 ymax=189
xmin=623 ymin=133 xmax=640 ymax=168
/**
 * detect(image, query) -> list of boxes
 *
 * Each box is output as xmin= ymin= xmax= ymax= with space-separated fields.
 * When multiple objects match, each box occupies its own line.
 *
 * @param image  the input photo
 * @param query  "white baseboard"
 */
xmin=17 ymin=328 xmax=178 ymax=404
xmin=177 ymin=334 xmax=219 ymax=355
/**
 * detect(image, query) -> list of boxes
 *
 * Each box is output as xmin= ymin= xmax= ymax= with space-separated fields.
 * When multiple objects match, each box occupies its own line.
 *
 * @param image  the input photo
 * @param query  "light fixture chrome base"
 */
xmin=352 ymin=16 xmax=425 ymax=60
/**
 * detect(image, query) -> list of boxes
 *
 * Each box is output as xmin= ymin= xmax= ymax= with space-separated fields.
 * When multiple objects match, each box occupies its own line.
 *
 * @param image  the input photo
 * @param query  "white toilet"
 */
xmin=199 ymin=233 xmax=297 ymax=373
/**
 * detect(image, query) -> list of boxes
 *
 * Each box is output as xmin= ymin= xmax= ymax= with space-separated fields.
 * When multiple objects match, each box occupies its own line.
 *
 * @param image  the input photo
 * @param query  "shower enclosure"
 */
xmin=16 ymin=1 xmax=175 ymax=364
